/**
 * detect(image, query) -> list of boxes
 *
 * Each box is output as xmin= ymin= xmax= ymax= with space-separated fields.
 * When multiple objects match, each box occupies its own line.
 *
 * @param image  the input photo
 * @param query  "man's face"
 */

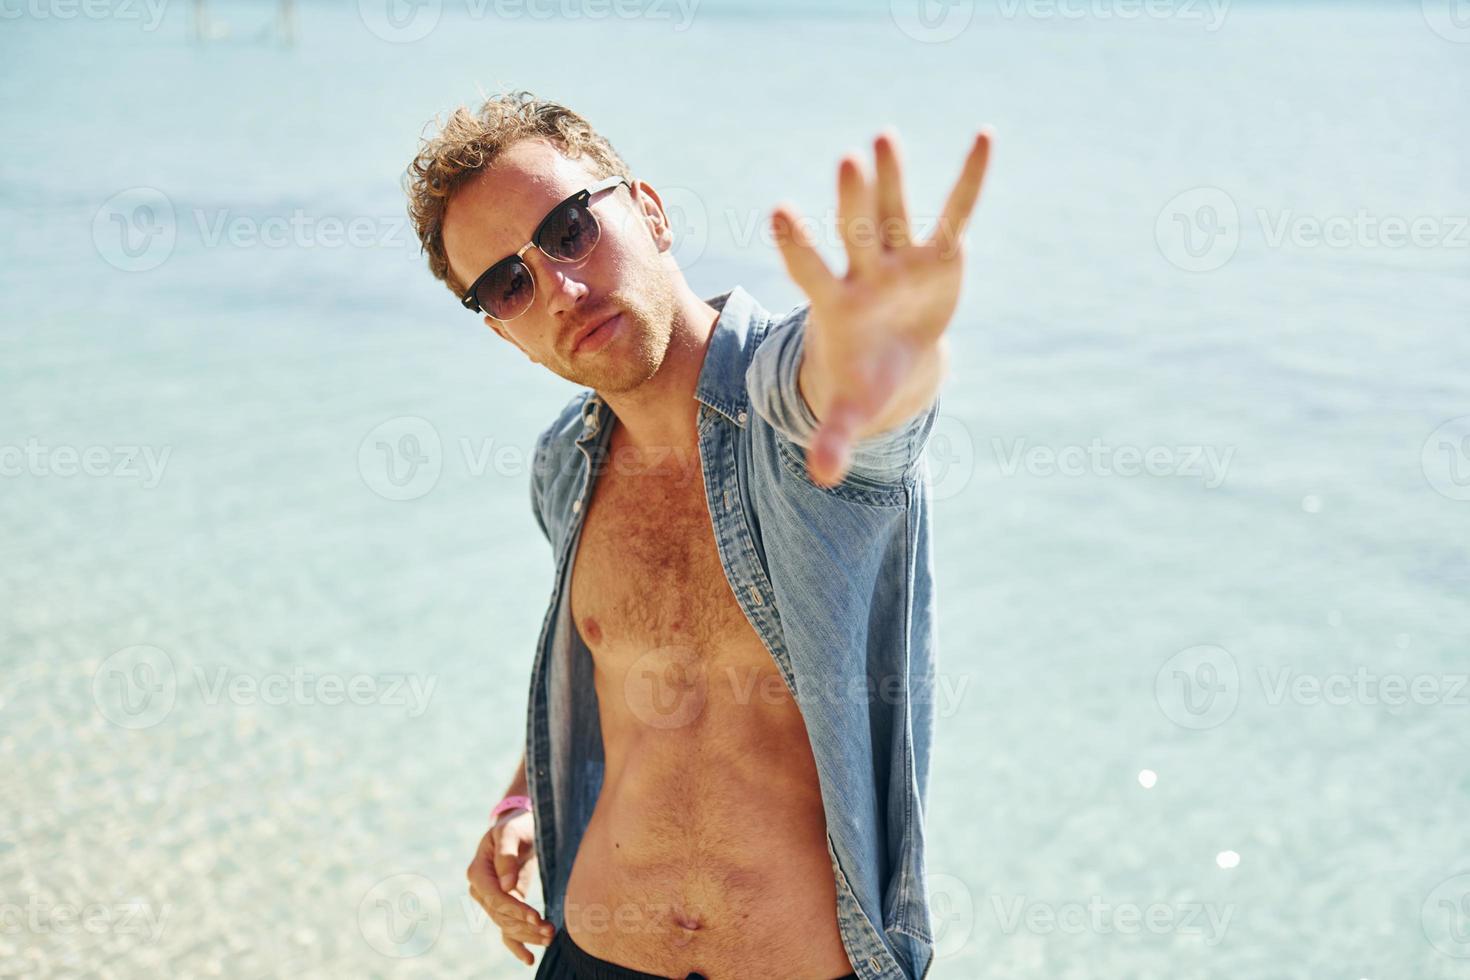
xmin=441 ymin=138 xmax=678 ymax=393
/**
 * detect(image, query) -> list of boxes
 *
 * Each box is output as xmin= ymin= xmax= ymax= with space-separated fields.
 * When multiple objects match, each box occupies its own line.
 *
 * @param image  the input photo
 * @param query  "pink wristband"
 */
xmin=490 ymin=794 xmax=532 ymax=823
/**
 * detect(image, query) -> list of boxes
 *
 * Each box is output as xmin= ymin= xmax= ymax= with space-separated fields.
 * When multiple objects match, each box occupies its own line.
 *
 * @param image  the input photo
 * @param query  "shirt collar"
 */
xmin=578 ymin=285 xmax=763 ymax=441
xmin=693 ymin=285 xmax=761 ymax=428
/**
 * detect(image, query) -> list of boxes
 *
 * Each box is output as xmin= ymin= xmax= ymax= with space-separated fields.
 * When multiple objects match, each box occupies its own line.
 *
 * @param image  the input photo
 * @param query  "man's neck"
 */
xmin=595 ymin=284 xmax=722 ymax=455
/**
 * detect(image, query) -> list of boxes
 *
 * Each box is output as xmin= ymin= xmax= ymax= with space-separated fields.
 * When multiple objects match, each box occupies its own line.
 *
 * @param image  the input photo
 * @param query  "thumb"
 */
xmin=493 ymin=830 xmax=523 ymax=892
xmin=493 ymin=828 xmax=529 ymax=899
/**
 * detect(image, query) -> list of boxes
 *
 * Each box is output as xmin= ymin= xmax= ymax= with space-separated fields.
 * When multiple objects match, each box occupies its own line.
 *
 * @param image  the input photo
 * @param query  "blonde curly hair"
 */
xmin=404 ymin=90 xmax=632 ymax=296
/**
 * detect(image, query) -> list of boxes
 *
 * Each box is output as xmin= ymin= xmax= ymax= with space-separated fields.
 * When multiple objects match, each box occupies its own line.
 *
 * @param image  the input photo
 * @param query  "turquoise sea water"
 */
xmin=2 ymin=2 xmax=1468 ymax=977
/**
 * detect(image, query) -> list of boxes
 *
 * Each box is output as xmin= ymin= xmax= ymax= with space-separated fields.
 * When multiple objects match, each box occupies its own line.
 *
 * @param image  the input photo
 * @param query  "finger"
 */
xmin=468 ymin=835 xmax=541 ymax=925
xmin=809 ymin=400 xmax=866 ymax=488
xmin=480 ymin=882 xmax=542 ymax=930
xmin=873 ymin=130 xmax=911 ymax=250
xmin=493 ymin=907 xmax=555 ymax=946
xmin=771 ymin=206 xmax=838 ymax=303
xmin=807 ymin=347 xmax=913 ymax=487
xmin=501 ymin=932 xmax=535 ymax=966
xmin=929 ymin=129 xmax=993 ymax=259
xmin=474 ymin=886 xmax=555 ymax=946
xmin=836 ymin=155 xmax=881 ymax=277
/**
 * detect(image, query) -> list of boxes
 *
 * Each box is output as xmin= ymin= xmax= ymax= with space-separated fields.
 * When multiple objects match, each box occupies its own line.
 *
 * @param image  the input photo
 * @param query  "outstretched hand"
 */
xmin=771 ymin=128 xmax=992 ymax=486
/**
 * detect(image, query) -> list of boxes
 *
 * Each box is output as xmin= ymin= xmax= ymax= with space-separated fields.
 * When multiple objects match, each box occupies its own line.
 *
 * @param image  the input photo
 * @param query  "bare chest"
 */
xmin=569 ymin=460 xmax=750 ymax=658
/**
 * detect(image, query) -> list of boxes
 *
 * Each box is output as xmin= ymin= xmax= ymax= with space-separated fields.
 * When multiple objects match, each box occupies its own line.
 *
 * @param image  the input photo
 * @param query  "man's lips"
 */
xmin=569 ymin=311 xmax=622 ymax=356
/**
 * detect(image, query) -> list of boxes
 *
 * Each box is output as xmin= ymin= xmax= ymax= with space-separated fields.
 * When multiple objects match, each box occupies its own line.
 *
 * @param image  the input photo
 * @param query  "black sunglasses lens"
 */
xmin=537 ymin=199 xmax=599 ymax=261
xmin=476 ymin=259 xmax=534 ymax=320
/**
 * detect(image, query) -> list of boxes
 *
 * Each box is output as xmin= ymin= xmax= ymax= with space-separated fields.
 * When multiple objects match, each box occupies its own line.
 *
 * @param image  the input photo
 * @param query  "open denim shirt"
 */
xmin=524 ymin=286 xmax=941 ymax=980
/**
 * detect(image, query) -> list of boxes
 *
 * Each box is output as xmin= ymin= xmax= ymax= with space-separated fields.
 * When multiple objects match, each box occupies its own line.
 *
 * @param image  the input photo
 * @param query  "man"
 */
xmin=404 ymin=91 xmax=990 ymax=980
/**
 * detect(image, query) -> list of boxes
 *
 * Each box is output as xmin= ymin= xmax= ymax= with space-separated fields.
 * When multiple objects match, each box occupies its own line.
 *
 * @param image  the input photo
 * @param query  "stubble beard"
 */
xmin=556 ymin=277 xmax=677 ymax=395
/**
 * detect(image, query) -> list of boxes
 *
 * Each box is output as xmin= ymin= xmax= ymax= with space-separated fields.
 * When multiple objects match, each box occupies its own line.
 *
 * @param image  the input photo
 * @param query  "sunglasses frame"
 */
xmin=459 ymin=175 xmax=633 ymax=321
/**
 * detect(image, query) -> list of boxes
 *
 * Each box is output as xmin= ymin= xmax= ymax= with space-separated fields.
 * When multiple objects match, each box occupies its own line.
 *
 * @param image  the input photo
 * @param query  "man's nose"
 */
xmin=528 ymin=252 xmax=589 ymax=318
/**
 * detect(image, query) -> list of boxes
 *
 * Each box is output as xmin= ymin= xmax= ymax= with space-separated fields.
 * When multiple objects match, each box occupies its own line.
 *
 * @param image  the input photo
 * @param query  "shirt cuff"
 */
xmin=745 ymin=303 xmax=940 ymax=486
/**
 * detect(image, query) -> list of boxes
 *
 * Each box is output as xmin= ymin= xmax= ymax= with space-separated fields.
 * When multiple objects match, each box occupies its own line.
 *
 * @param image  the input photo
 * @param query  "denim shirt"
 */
xmin=524 ymin=286 xmax=941 ymax=980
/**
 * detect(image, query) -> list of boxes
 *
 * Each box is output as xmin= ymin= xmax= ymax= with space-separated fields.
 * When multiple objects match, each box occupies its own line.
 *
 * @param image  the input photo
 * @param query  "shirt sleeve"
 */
xmin=745 ymin=302 xmax=941 ymax=486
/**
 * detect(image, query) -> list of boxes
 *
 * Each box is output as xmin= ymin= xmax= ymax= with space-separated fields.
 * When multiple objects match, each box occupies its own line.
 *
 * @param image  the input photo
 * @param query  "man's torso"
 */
xmin=562 ymin=418 xmax=854 ymax=979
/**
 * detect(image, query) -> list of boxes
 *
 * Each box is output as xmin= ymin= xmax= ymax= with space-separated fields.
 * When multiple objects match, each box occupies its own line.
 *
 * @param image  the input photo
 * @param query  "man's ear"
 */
xmin=628 ymin=180 xmax=675 ymax=255
xmin=485 ymin=316 xmax=540 ymax=364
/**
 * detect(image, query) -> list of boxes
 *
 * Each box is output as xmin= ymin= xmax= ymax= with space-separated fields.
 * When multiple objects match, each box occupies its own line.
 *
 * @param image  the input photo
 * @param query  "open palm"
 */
xmin=771 ymin=128 xmax=992 ymax=486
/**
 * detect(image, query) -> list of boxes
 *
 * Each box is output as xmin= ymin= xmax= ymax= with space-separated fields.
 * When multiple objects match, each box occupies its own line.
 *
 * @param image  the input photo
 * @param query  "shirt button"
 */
xmin=572 ymin=499 xmax=582 ymax=513
xmin=737 ymin=410 xmax=748 ymax=424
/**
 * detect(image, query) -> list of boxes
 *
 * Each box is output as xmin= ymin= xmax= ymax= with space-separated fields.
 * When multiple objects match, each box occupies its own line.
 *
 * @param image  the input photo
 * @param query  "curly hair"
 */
xmin=404 ymin=90 xmax=632 ymax=296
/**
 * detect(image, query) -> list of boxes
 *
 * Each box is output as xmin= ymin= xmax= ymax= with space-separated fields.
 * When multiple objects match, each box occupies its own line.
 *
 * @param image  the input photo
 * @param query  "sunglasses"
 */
xmin=459 ymin=175 xmax=632 ymax=322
